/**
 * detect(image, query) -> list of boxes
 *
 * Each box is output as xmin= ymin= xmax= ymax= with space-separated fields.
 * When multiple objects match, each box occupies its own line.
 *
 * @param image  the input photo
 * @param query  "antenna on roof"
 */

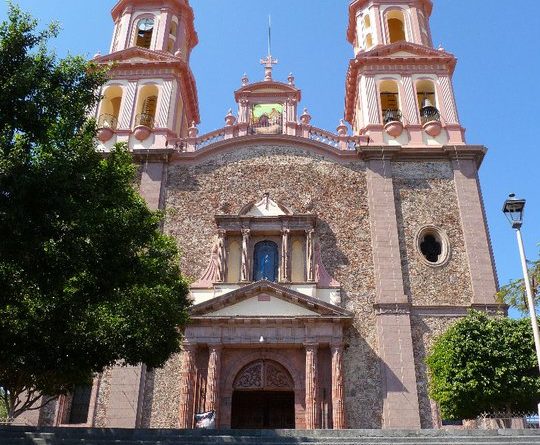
xmin=260 ymin=14 xmax=278 ymax=81
xmin=268 ymin=15 xmax=272 ymax=57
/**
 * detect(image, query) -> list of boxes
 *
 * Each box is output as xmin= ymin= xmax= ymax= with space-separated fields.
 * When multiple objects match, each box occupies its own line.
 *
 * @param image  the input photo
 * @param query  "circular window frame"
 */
xmin=415 ymin=225 xmax=451 ymax=267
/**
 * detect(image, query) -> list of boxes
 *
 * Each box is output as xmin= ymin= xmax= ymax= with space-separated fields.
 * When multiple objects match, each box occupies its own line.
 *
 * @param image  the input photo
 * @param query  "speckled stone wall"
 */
xmin=87 ymin=149 xmax=489 ymax=430
xmin=411 ymin=315 xmax=461 ymax=428
xmin=392 ymin=161 xmax=473 ymax=306
xmin=148 ymin=144 xmax=382 ymax=428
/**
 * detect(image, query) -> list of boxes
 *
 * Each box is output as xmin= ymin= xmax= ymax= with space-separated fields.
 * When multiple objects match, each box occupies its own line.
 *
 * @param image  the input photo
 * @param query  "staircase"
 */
xmin=2 ymin=427 xmax=540 ymax=445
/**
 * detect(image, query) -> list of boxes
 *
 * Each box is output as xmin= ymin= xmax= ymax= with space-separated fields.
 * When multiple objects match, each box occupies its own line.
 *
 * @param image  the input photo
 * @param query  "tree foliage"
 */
xmin=497 ymin=254 xmax=540 ymax=314
xmin=427 ymin=311 xmax=540 ymax=420
xmin=0 ymin=4 xmax=190 ymax=418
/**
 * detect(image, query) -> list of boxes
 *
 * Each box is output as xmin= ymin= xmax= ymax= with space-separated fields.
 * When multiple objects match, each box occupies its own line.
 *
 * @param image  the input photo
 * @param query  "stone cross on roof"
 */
xmin=260 ymin=54 xmax=278 ymax=82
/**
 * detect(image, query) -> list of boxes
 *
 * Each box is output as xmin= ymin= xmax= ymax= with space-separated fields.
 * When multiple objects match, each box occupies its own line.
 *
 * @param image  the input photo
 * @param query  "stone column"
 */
xmin=280 ymin=228 xmax=290 ymax=282
xmin=178 ymin=344 xmax=197 ymax=429
xmin=240 ymin=228 xmax=251 ymax=282
xmin=216 ymin=230 xmax=227 ymax=283
xmin=305 ymin=229 xmax=315 ymax=282
xmin=305 ymin=343 xmax=319 ymax=429
xmin=205 ymin=344 xmax=222 ymax=415
xmin=331 ymin=345 xmax=346 ymax=430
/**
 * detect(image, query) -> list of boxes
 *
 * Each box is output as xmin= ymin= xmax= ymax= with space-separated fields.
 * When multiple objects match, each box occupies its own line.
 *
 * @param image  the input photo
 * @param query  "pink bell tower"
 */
xmin=345 ymin=0 xmax=465 ymax=146
xmin=93 ymin=0 xmax=200 ymax=153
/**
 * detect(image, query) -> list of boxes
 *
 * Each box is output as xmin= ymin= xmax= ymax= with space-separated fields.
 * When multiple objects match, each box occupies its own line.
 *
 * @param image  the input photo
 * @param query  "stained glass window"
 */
xmin=253 ymin=241 xmax=279 ymax=282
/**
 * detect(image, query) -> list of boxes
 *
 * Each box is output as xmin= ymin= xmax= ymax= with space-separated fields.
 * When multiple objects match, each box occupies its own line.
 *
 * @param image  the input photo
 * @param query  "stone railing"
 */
xmin=167 ymin=109 xmax=368 ymax=153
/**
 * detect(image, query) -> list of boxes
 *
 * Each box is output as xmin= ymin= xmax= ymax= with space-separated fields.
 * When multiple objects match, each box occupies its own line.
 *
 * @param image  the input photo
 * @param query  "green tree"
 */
xmin=0 ymin=4 xmax=190 ymax=419
xmin=497 ymin=255 xmax=540 ymax=314
xmin=427 ymin=311 xmax=540 ymax=420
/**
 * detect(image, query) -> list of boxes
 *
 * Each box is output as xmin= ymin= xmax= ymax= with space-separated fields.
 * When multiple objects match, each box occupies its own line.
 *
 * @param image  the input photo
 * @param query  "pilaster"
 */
xmin=452 ymin=158 xmax=498 ymax=304
xmin=178 ymin=344 xmax=197 ymax=428
xmin=205 ymin=344 xmax=222 ymax=417
xmin=331 ymin=345 xmax=346 ymax=430
xmin=366 ymin=157 xmax=421 ymax=429
xmin=304 ymin=343 xmax=319 ymax=429
xmin=305 ymin=229 xmax=315 ymax=283
xmin=240 ymin=228 xmax=251 ymax=282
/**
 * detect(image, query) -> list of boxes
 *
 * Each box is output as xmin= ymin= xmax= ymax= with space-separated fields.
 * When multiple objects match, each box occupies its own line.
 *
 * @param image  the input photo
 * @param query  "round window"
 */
xmin=415 ymin=226 xmax=450 ymax=267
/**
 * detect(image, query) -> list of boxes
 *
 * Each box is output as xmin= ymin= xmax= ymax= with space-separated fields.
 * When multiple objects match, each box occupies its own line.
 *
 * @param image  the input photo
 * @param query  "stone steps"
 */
xmin=2 ymin=428 xmax=540 ymax=445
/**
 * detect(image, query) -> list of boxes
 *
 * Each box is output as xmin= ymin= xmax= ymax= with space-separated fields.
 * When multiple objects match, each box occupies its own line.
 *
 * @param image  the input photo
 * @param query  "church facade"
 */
xmin=25 ymin=0 xmax=502 ymax=430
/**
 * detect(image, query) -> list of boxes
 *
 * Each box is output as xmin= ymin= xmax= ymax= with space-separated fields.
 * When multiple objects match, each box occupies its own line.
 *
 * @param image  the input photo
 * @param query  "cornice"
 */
xmin=97 ymin=48 xmax=200 ymax=124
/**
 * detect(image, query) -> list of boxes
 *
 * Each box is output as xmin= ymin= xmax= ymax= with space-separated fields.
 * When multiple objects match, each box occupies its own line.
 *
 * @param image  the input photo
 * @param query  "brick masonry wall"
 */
xmin=392 ymin=161 xmax=473 ymax=306
xmin=152 ymin=144 xmax=382 ymax=428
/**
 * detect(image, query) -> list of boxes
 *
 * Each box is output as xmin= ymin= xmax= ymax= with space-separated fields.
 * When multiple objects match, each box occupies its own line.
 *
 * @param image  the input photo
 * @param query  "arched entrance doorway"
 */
xmin=231 ymin=359 xmax=295 ymax=429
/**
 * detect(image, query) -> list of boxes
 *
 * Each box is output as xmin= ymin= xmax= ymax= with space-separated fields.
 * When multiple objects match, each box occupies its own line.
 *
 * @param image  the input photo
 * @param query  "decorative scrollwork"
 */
xmin=233 ymin=360 xmax=293 ymax=391
xmin=234 ymin=361 xmax=262 ymax=389
xmin=265 ymin=362 xmax=294 ymax=389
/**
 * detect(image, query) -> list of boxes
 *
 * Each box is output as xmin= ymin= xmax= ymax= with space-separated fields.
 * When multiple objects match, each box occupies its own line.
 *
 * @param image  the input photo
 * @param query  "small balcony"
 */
xmin=97 ymin=113 xmax=118 ymax=130
xmin=96 ymin=114 xmax=118 ymax=143
xmin=420 ymin=106 xmax=442 ymax=137
xmin=382 ymin=109 xmax=404 ymax=138
xmin=420 ymin=106 xmax=441 ymax=125
xmin=133 ymin=113 xmax=155 ymax=141
xmin=135 ymin=113 xmax=155 ymax=129
xmin=382 ymin=109 xmax=402 ymax=125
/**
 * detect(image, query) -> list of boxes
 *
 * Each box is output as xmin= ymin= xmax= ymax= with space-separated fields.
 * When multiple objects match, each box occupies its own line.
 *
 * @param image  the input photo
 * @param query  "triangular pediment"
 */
xmin=361 ymin=41 xmax=455 ymax=60
xmin=239 ymin=195 xmax=292 ymax=217
xmin=190 ymin=281 xmax=352 ymax=319
xmin=96 ymin=47 xmax=184 ymax=65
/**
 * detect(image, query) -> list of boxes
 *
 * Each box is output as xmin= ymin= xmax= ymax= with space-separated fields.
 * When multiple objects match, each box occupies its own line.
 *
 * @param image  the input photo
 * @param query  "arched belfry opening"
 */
xmin=231 ymin=360 xmax=295 ymax=429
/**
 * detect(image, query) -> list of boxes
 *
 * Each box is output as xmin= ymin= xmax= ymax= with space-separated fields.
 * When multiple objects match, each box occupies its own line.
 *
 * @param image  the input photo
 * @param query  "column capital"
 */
xmin=208 ymin=343 xmax=223 ymax=352
xmin=181 ymin=342 xmax=198 ymax=352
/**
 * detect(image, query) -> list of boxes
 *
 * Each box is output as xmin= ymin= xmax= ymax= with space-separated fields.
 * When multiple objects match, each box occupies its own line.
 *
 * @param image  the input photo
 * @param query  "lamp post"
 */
xmin=502 ymin=193 xmax=540 ymax=421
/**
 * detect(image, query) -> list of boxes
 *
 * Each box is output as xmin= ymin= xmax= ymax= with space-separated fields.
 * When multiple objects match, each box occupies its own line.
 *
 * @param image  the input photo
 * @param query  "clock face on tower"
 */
xmin=138 ymin=18 xmax=154 ymax=31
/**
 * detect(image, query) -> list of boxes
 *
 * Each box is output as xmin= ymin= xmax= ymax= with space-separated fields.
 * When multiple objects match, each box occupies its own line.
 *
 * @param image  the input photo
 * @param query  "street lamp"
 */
xmin=502 ymin=193 xmax=540 ymax=421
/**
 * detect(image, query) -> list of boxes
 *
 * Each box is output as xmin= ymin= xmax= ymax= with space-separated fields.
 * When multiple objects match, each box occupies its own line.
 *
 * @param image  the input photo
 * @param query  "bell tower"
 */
xmin=345 ymin=0 xmax=464 ymax=146
xmin=94 ymin=0 xmax=199 ymax=153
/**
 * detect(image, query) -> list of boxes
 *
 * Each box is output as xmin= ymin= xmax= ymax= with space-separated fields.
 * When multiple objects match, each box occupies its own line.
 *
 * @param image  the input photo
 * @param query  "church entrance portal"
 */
xmin=230 ymin=359 xmax=296 ymax=429
xmin=231 ymin=391 xmax=295 ymax=429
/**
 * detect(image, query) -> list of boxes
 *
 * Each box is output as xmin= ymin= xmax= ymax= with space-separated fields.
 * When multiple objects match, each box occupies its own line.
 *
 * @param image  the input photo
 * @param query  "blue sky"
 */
xmin=2 ymin=0 xmax=539 ymax=310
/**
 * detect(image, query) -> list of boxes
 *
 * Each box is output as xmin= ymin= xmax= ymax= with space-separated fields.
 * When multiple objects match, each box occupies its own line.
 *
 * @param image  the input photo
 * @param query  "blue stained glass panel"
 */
xmin=253 ymin=241 xmax=279 ymax=282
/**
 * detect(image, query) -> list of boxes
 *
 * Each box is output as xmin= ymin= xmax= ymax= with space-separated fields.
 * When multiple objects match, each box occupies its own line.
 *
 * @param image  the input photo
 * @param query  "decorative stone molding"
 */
xmin=374 ymin=303 xmax=412 ymax=316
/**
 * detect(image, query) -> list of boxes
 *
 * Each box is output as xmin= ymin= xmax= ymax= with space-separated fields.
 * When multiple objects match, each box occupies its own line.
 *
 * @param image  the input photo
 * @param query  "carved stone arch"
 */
xmin=223 ymin=350 xmax=303 ymax=395
xmin=233 ymin=360 xmax=294 ymax=391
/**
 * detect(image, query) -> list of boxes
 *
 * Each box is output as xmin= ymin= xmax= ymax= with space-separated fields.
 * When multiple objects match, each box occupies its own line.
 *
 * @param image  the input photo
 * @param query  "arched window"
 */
xmin=135 ymin=17 xmax=154 ymax=49
xmin=135 ymin=84 xmax=159 ymax=128
xmin=379 ymin=80 xmax=401 ymax=123
xmin=363 ymin=15 xmax=371 ymax=29
xmin=416 ymin=80 xmax=440 ymax=124
xmin=98 ymin=85 xmax=123 ymax=129
xmin=253 ymin=241 xmax=279 ymax=282
xmin=387 ymin=10 xmax=406 ymax=43
xmin=365 ymin=33 xmax=373 ymax=49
